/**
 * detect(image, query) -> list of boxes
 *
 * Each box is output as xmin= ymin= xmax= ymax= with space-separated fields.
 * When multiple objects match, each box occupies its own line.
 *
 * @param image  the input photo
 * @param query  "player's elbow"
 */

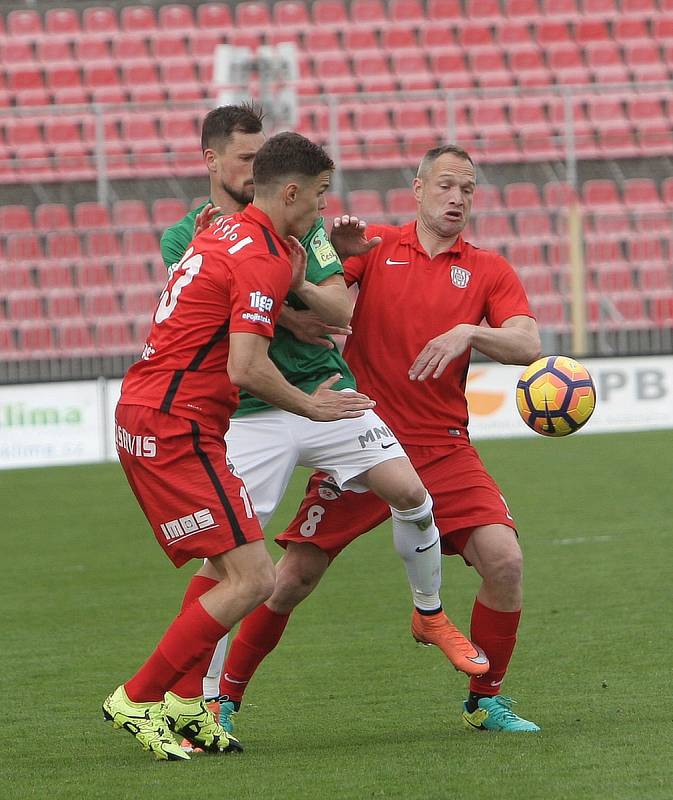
xmin=525 ymin=331 xmax=543 ymax=364
xmin=227 ymin=355 xmax=257 ymax=390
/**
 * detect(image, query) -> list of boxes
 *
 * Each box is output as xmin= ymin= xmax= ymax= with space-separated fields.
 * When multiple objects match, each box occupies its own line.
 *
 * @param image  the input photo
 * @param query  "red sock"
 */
xmin=125 ymin=600 xmax=229 ymax=702
xmin=468 ymin=598 xmax=521 ymax=696
xmin=219 ymin=604 xmax=290 ymax=702
xmin=180 ymin=575 xmax=218 ymax=612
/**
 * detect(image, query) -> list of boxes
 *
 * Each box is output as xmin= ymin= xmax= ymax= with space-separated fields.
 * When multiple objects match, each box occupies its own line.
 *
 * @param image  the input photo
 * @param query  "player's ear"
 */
xmin=412 ymin=177 xmax=422 ymax=202
xmin=283 ymin=182 xmax=299 ymax=205
xmin=204 ymin=148 xmax=218 ymax=173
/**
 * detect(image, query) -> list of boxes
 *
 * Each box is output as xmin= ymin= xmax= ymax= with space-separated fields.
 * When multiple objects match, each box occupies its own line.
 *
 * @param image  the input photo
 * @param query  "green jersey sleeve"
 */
xmin=160 ymin=204 xmax=205 ymax=269
xmin=303 ymin=220 xmax=342 ymax=283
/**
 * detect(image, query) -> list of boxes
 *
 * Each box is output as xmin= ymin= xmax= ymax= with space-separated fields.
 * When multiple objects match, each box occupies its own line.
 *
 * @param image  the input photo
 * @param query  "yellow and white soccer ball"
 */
xmin=515 ymin=355 xmax=596 ymax=437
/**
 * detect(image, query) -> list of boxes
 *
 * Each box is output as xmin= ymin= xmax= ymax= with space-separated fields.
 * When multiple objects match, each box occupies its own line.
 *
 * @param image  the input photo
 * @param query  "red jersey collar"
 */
xmin=241 ymin=204 xmax=290 ymax=254
xmin=400 ymin=221 xmax=466 ymax=258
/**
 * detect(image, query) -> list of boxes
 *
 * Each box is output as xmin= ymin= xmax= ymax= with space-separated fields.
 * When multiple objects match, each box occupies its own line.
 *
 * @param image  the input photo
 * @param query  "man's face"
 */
xmin=414 ymin=153 xmax=476 ymax=240
xmin=206 ymin=130 xmax=266 ymax=207
xmin=286 ymin=171 xmax=331 ymax=238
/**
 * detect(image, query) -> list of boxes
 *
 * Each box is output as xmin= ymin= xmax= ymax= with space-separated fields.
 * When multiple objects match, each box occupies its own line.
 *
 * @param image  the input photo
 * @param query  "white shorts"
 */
xmin=225 ymin=402 xmax=408 ymax=526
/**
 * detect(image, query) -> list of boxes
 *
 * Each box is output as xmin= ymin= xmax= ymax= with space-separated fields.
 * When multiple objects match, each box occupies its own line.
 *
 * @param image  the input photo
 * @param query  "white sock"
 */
xmin=391 ymin=492 xmax=442 ymax=612
xmin=203 ymin=633 xmax=229 ymax=700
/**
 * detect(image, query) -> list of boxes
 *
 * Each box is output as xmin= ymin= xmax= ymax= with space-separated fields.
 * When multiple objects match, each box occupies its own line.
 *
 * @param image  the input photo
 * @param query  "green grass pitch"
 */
xmin=2 ymin=430 xmax=672 ymax=799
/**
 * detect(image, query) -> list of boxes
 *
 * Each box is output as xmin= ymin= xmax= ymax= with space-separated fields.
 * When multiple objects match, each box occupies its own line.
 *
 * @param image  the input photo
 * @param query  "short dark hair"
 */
xmin=418 ymin=144 xmax=474 ymax=176
xmin=201 ymin=103 xmax=264 ymax=152
xmin=252 ymin=132 xmax=334 ymax=187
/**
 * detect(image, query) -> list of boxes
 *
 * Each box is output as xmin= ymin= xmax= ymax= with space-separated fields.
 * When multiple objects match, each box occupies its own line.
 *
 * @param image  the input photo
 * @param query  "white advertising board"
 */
xmin=0 ymin=380 xmax=103 ymax=469
xmin=1 ymin=355 xmax=672 ymax=470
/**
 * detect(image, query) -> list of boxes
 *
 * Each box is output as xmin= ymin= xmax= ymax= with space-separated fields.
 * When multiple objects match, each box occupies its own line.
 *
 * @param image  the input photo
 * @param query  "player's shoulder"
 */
xmin=462 ymin=238 xmax=512 ymax=272
xmin=162 ymin=203 xmax=202 ymax=240
xmin=199 ymin=210 xmax=288 ymax=268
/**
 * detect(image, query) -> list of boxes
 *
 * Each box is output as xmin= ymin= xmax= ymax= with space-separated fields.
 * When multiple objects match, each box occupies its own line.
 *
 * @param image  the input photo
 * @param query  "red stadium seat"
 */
xmin=159 ymin=4 xmax=195 ymax=29
xmin=313 ymin=54 xmax=358 ymax=94
xmin=1 ymin=41 xmax=34 ymax=64
xmin=639 ymin=267 xmax=672 ymax=292
xmin=312 ymin=0 xmax=348 ymax=24
xmin=84 ymin=231 xmax=120 ymax=257
xmin=35 ymin=204 xmax=72 ymax=231
xmin=504 ymin=182 xmax=542 ymax=208
xmin=653 ymin=18 xmax=673 ymax=41
xmin=6 ymin=234 xmax=42 ymax=261
xmin=351 ymin=0 xmax=387 ymax=22
xmin=0 ymin=205 xmax=33 ymax=232
xmin=613 ymin=18 xmax=651 ymax=42
xmin=7 ymin=9 xmax=42 ymax=38
xmin=623 ymin=179 xmax=661 ymax=207
xmin=628 ymin=237 xmax=665 ymax=265
xmin=113 ymin=260 xmax=154 ymax=286
xmin=0 ymin=327 xmax=17 ymax=356
xmin=35 ymin=263 xmax=74 ymax=289
xmin=661 ymin=177 xmax=673 ymax=205
xmin=235 ymin=2 xmax=272 ymax=27
xmin=385 ymin=188 xmax=417 ymax=221
xmin=8 ymin=291 xmax=44 ymax=321
xmin=427 ymin=0 xmax=462 ymax=19
xmin=151 ymin=33 xmax=189 ymax=59
xmin=343 ymin=28 xmax=379 ymax=52
xmin=45 ymin=64 xmax=82 ymax=93
xmin=621 ymin=0 xmax=657 ymax=13
xmin=122 ymin=230 xmax=160 ymax=255
xmin=94 ymin=318 xmax=134 ymax=350
xmin=347 ymin=190 xmax=385 ymax=221
xmin=112 ymin=36 xmax=150 ymax=62
xmin=352 ymin=53 xmax=396 ymax=92
xmin=515 ymin=210 xmax=553 ymax=238
xmin=77 ymin=263 xmax=113 ymax=287
xmin=474 ymin=213 xmax=515 ymax=241
xmin=535 ymin=21 xmax=572 ymax=46
xmin=75 ymin=202 xmax=110 ymax=230
xmin=544 ymin=0 xmax=577 ymax=15
xmin=46 ymin=291 xmax=83 ymax=320
xmin=390 ymin=0 xmax=425 ymax=20
xmin=382 ymin=26 xmax=419 ymax=51
xmin=37 ymin=40 xmax=73 ymax=63
xmin=196 ymin=3 xmax=233 ymax=29
xmin=45 ymin=8 xmax=80 ymax=36
xmin=543 ymin=181 xmax=578 ymax=207
xmin=57 ymin=321 xmax=95 ymax=353
xmin=46 ymin=232 xmax=82 ymax=260
xmin=419 ymin=27 xmax=454 ymax=50
xmin=0 ymin=264 xmax=33 ymax=291
xmin=459 ymin=23 xmax=495 ymax=48
xmin=582 ymin=179 xmax=621 ymax=207
xmin=508 ymin=242 xmax=545 ymax=266
xmin=503 ymin=0 xmax=541 ymax=16
xmin=121 ymin=6 xmax=157 ymax=33
xmin=18 ymin=323 xmax=56 ymax=353
xmin=499 ymin=21 xmax=535 ymax=46
xmin=274 ymin=1 xmax=310 ymax=26
xmin=466 ymin=0 xmax=502 ymax=18
xmin=83 ymin=7 xmax=119 ymax=36
xmin=518 ymin=267 xmax=554 ymax=298
xmin=152 ymin=199 xmax=189 ymax=227
xmin=113 ymin=200 xmax=151 ymax=229
xmin=84 ymin=289 xmax=122 ymax=318
xmin=123 ymin=286 xmax=161 ymax=315
xmin=649 ymin=295 xmax=673 ymax=325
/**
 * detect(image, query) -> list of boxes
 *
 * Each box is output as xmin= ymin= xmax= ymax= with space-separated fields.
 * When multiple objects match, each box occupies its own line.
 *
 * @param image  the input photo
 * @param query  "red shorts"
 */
xmin=115 ymin=403 xmax=263 ymax=568
xmin=277 ymin=442 xmax=516 ymax=561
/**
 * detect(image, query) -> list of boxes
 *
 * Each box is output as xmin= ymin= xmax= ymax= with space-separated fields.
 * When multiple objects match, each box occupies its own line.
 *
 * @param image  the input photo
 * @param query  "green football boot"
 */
xmin=162 ymin=692 xmax=243 ymax=754
xmin=102 ymin=685 xmax=190 ymax=761
xmin=462 ymin=696 xmax=541 ymax=732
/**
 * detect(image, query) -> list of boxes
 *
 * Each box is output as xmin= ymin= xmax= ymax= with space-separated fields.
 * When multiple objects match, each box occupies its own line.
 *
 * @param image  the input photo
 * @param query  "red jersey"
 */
xmin=120 ymin=205 xmax=292 ymax=436
xmin=343 ymin=222 xmax=533 ymax=446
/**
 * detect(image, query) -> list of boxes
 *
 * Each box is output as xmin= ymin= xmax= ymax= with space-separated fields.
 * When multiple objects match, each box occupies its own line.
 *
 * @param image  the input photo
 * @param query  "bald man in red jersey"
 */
xmin=218 ymin=145 xmax=543 ymax=734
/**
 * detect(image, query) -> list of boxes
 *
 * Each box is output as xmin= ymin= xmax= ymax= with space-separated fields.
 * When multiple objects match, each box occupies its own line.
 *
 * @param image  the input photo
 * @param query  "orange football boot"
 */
xmin=411 ymin=609 xmax=490 ymax=677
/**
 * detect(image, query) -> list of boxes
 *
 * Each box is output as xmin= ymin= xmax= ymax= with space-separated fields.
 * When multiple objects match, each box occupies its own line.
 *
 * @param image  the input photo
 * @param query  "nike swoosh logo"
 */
xmin=490 ymin=679 xmax=504 ymax=687
xmin=468 ymin=645 xmax=490 ymax=665
xmin=385 ymin=258 xmax=409 ymax=265
xmin=223 ymin=673 xmax=248 ymax=685
xmin=381 ymin=442 xmax=397 ymax=449
xmin=415 ymin=536 xmax=439 ymax=553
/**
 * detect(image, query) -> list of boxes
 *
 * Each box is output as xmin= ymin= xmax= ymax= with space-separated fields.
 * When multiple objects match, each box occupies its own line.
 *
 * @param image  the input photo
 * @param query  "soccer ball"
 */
xmin=515 ymin=356 xmax=596 ymax=437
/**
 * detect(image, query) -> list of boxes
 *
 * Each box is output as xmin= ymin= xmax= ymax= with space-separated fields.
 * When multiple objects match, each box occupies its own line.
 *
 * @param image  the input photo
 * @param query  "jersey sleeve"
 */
xmin=484 ymin=256 xmax=536 ymax=328
xmin=229 ymin=255 xmax=292 ymax=338
xmin=161 ymin=223 xmax=191 ymax=270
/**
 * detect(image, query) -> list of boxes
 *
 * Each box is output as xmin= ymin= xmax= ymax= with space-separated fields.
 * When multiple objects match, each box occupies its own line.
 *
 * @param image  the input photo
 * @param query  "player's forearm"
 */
xmin=229 ymin=354 xmax=315 ymax=417
xmin=467 ymin=324 xmax=541 ymax=366
xmin=291 ymin=282 xmax=353 ymax=327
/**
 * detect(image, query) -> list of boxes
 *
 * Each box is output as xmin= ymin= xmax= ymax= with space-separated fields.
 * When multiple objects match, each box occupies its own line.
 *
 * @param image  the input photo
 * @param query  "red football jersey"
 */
xmin=120 ymin=205 xmax=292 ymax=436
xmin=343 ymin=222 xmax=534 ymax=445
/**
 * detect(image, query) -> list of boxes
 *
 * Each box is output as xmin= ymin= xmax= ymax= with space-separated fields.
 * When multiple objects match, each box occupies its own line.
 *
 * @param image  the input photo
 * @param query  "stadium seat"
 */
xmin=46 ymin=232 xmax=82 ymax=260
xmin=474 ymin=213 xmax=514 ymax=241
xmin=383 ymin=26 xmax=419 ymax=52
xmin=628 ymin=237 xmax=666 ymax=265
xmin=152 ymin=199 xmax=189 ymax=227
xmin=574 ymin=20 xmax=611 ymax=45
xmin=347 ymin=190 xmax=385 ymax=221
xmin=343 ymin=28 xmax=379 ymax=52
xmin=312 ymin=0 xmax=348 ymax=24
xmin=385 ymin=188 xmax=416 ymax=221
xmin=77 ymin=263 xmax=113 ymax=288
xmin=94 ymin=318 xmax=134 ymax=351
xmin=624 ymin=43 xmax=668 ymax=81
xmin=427 ymin=0 xmax=462 ymax=19
xmin=17 ymin=322 xmax=55 ymax=354
xmin=474 ymin=185 xmax=503 ymax=210
xmin=661 ymin=177 xmax=673 ymax=205
xmin=466 ymin=0 xmax=502 ymax=19
xmin=35 ymin=204 xmax=72 ymax=231
xmin=504 ymin=0 xmax=541 ymax=16
xmin=543 ymin=181 xmax=578 ymax=207
xmin=123 ymin=286 xmax=161 ymax=315
xmin=352 ymin=53 xmax=396 ymax=93
xmin=121 ymin=6 xmax=158 ymax=34
xmin=459 ymin=23 xmax=495 ymax=48
xmin=273 ymin=1 xmax=310 ymax=26
xmin=583 ymin=179 xmax=621 ymax=207
xmin=515 ymin=210 xmax=553 ymax=238
xmin=122 ymin=231 xmax=160 ymax=255
xmin=0 ymin=205 xmax=33 ymax=232
xmin=621 ymin=0 xmax=656 ymax=12
xmin=622 ymin=179 xmax=661 ymax=207
xmin=536 ymin=21 xmax=573 ymax=46
xmin=7 ymin=9 xmax=43 ymax=38
xmin=46 ymin=290 xmax=83 ymax=320
xmin=84 ymin=231 xmax=120 ymax=258
xmin=113 ymin=260 xmax=154 ymax=286
xmin=113 ymin=200 xmax=151 ymax=229
xmin=83 ymin=7 xmax=119 ymax=37
xmin=419 ymin=26 xmax=454 ymax=50
xmin=8 ymin=291 xmax=44 ymax=321
xmin=613 ymin=17 xmax=651 ymax=43
xmin=159 ymin=4 xmax=195 ymax=29
xmin=0 ymin=327 xmax=17 ymax=356
xmin=83 ymin=289 xmax=122 ymax=318
xmin=37 ymin=40 xmax=74 ymax=64
xmin=45 ymin=8 xmax=80 ymax=36
xmin=0 ymin=263 xmax=33 ymax=291
xmin=649 ymin=294 xmax=673 ymax=325
xmin=35 ymin=263 xmax=74 ymax=290
xmin=57 ymin=321 xmax=95 ymax=353
xmin=351 ymin=0 xmax=387 ymax=22
xmin=235 ymin=1 xmax=272 ymax=27
xmin=507 ymin=241 xmax=545 ymax=266
xmin=518 ymin=267 xmax=554 ymax=298
xmin=196 ymin=3 xmax=233 ymax=29
xmin=504 ymin=182 xmax=543 ymax=208
xmin=6 ymin=233 xmax=43 ymax=261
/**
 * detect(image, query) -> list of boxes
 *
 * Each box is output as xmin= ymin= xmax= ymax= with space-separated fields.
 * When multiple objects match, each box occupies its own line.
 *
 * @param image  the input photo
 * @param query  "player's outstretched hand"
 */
xmin=193 ymin=203 xmax=222 ymax=237
xmin=287 ymin=235 xmax=308 ymax=292
xmin=309 ymin=374 xmax=375 ymax=420
xmin=284 ymin=308 xmax=352 ymax=349
xmin=330 ymin=215 xmax=383 ymax=260
xmin=409 ymin=324 xmax=473 ymax=381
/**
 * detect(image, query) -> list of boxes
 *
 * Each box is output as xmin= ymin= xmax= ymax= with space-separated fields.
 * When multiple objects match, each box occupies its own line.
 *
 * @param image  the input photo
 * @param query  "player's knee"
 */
xmin=247 ymin=563 xmax=276 ymax=606
xmin=485 ymin=548 xmax=523 ymax=589
xmin=390 ymin=483 xmax=428 ymax=512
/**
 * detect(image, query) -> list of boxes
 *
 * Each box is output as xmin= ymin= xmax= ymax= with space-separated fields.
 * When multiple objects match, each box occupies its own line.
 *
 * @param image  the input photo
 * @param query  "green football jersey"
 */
xmin=160 ymin=201 xmax=357 ymax=416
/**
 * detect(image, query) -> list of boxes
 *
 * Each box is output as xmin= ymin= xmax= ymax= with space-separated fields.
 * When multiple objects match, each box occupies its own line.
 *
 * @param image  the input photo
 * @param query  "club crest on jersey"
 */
xmin=450 ymin=265 xmax=471 ymax=288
